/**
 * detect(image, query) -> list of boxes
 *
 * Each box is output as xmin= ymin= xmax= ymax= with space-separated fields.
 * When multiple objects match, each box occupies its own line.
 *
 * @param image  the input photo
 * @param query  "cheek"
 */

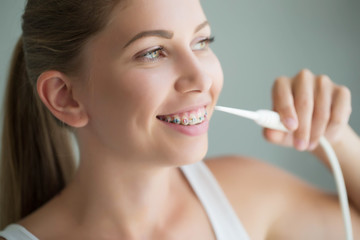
xmin=88 ymin=66 xmax=170 ymax=117
xmin=90 ymin=64 xmax=175 ymax=135
xmin=207 ymin=52 xmax=224 ymax=98
xmin=120 ymin=66 xmax=175 ymax=115
xmin=80 ymin=64 xmax=176 ymax=157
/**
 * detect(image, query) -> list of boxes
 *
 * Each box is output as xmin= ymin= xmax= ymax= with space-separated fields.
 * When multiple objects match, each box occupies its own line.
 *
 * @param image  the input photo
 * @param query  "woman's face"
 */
xmin=77 ymin=0 xmax=223 ymax=166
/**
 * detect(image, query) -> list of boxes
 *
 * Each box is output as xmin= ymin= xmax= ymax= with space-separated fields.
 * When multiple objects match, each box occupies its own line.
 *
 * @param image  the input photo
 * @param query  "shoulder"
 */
xmin=203 ymin=155 xmax=299 ymax=214
xmin=203 ymin=155 xmax=332 ymax=238
xmin=204 ymin=154 xmax=312 ymax=198
xmin=203 ymin=155 xmax=360 ymax=239
xmin=203 ymin=155 xmax=311 ymax=208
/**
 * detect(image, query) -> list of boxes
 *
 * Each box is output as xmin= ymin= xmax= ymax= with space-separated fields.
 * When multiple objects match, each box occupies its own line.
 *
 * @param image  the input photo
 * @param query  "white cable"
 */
xmin=319 ymin=137 xmax=353 ymax=240
xmin=215 ymin=106 xmax=353 ymax=240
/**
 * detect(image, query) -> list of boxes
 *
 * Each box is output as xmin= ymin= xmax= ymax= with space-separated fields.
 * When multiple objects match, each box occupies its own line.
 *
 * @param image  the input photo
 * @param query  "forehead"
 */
xmin=107 ymin=0 xmax=207 ymax=36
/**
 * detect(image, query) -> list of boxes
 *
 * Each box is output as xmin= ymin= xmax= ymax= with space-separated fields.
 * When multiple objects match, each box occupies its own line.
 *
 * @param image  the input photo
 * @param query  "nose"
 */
xmin=174 ymin=50 xmax=212 ymax=94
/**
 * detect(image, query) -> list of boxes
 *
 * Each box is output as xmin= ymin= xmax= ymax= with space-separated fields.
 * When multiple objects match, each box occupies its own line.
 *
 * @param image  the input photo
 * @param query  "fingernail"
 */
xmin=284 ymin=118 xmax=297 ymax=130
xmin=295 ymin=139 xmax=307 ymax=151
xmin=308 ymin=142 xmax=317 ymax=151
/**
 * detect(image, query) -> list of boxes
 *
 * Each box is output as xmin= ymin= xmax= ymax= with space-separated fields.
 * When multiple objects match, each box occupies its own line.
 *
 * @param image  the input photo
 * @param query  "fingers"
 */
xmin=270 ymin=69 xmax=352 ymax=152
xmin=263 ymin=128 xmax=294 ymax=147
xmin=326 ymin=86 xmax=352 ymax=142
xmin=272 ymin=76 xmax=298 ymax=131
xmin=292 ymin=69 xmax=314 ymax=151
xmin=308 ymin=75 xmax=332 ymax=150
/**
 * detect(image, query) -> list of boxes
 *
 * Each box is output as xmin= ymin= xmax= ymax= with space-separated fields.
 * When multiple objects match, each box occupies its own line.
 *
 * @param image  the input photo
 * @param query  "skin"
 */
xmin=3 ymin=0 xmax=359 ymax=239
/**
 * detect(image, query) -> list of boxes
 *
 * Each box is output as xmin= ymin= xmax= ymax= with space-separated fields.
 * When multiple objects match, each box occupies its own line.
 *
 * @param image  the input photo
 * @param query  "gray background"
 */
xmin=1 ymin=1 xmax=359 ymax=191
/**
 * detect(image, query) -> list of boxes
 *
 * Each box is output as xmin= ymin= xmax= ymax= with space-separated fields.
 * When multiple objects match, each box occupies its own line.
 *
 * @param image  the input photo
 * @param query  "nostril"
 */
xmin=174 ymin=73 xmax=212 ymax=93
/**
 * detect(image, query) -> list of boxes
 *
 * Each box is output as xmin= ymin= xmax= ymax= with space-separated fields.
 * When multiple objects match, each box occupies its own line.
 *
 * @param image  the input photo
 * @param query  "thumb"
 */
xmin=263 ymin=128 xmax=294 ymax=147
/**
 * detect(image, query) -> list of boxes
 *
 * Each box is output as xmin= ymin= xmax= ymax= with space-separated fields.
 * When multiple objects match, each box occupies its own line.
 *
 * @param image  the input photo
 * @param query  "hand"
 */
xmin=263 ymin=69 xmax=352 ymax=151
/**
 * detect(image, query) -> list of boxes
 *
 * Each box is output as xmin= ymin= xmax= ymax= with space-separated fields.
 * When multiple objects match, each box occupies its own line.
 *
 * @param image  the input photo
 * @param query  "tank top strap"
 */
xmin=0 ymin=224 xmax=38 ymax=240
xmin=181 ymin=161 xmax=250 ymax=240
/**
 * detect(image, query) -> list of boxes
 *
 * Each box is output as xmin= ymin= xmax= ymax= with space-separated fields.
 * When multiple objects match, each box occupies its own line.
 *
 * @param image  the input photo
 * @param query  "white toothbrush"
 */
xmin=214 ymin=106 xmax=288 ymax=132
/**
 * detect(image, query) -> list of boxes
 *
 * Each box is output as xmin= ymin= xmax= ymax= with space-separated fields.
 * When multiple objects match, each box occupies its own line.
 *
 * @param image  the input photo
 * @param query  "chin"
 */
xmin=166 ymin=135 xmax=209 ymax=167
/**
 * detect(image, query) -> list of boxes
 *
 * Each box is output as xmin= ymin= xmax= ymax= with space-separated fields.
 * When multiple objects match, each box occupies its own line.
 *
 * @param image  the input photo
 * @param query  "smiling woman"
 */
xmin=0 ymin=0 xmax=360 ymax=240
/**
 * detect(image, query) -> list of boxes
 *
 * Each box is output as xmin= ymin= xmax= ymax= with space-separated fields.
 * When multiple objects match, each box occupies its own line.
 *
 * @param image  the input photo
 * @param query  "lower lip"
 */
xmin=158 ymin=119 xmax=209 ymax=136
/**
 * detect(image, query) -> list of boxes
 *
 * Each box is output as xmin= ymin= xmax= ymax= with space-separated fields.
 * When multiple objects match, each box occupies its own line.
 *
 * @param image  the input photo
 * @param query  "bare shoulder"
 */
xmin=204 ymin=155 xmax=360 ymax=239
xmin=203 ymin=155 xmax=306 ymax=238
xmin=204 ymin=154 xmax=326 ymax=212
xmin=204 ymin=155 xmax=313 ymax=199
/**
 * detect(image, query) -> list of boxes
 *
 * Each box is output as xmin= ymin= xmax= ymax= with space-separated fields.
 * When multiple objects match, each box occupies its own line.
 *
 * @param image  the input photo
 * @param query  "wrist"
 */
xmin=310 ymin=125 xmax=359 ymax=168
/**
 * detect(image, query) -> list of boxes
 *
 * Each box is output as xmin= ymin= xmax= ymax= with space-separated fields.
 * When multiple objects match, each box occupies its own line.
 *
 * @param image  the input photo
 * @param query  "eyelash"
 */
xmin=193 ymin=36 xmax=215 ymax=51
xmin=136 ymin=36 xmax=215 ymax=63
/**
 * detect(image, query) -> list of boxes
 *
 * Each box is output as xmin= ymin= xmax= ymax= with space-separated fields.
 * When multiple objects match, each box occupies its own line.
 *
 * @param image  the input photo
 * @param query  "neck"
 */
xmin=61 ymin=145 xmax=187 ymax=238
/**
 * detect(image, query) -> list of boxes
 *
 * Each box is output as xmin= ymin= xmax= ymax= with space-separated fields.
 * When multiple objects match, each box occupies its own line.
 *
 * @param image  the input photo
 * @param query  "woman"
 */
xmin=0 ymin=0 xmax=359 ymax=239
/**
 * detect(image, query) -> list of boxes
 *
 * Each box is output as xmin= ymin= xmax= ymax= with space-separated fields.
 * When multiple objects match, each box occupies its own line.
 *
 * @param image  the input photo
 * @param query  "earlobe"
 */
xmin=37 ymin=71 xmax=88 ymax=127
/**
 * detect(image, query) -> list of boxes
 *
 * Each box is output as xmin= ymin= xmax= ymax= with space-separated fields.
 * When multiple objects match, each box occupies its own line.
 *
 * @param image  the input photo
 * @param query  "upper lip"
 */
xmin=157 ymin=101 xmax=212 ymax=116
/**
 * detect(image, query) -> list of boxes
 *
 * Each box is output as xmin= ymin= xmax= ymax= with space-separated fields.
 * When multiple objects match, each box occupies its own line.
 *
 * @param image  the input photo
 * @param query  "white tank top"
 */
xmin=0 ymin=161 xmax=250 ymax=240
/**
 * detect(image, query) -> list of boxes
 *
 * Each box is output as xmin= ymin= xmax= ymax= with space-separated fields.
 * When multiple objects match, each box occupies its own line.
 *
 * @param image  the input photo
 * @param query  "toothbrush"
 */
xmin=214 ymin=105 xmax=353 ymax=240
xmin=214 ymin=106 xmax=288 ymax=132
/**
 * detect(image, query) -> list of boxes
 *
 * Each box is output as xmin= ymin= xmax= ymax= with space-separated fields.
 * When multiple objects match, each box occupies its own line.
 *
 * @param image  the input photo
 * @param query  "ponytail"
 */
xmin=0 ymin=37 xmax=76 ymax=228
xmin=1 ymin=0 xmax=121 ymax=228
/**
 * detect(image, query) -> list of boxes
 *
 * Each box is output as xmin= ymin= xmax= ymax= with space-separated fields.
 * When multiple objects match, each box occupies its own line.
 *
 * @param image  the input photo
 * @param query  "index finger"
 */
xmin=272 ymin=76 xmax=298 ymax=131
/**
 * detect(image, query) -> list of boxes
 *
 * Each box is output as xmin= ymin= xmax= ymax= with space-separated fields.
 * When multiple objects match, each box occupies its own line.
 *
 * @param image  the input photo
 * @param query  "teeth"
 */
xmin=173 ymin=115 xmax=181 ymax=124
xmin=189 ymin=113 xmax=197 ymax=125
xmin=181 ymin=114 xmax=189 ymax=125
xmin=166 ymin=116 xmax=172 ymax=123
xmin=197 ymin=109 xmax=204 ymax=123
xmin=158 ymin=107 xmax=207 ymax=126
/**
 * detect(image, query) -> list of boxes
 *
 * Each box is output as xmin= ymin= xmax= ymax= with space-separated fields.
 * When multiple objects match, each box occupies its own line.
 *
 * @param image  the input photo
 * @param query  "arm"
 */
xmin=313 ymin=125 xmax=360 ymax=210
xmin=266 ymin=161 xmax=360 ymax=240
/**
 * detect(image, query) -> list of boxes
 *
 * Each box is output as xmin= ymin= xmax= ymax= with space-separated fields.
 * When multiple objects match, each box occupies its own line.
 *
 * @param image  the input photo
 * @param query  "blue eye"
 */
xmin=144 ymin=49 xmax=161 ymax=59
xmin=193 ymin=36 xmax=215 ymax=51
xmin=139 ymin=47 xmax=165 ymax=62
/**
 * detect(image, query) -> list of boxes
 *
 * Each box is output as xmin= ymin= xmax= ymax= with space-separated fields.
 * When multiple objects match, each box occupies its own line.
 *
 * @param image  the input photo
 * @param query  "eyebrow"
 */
xmin=123 ymin=20 xmax=210 ymax=48
xmin=194 ymin=20 xmax=209 ymax=33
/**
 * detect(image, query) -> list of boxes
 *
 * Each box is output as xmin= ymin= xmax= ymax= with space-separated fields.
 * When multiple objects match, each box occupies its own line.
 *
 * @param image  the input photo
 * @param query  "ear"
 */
xmin=37 ymin=71 xmax=88 ymax=128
